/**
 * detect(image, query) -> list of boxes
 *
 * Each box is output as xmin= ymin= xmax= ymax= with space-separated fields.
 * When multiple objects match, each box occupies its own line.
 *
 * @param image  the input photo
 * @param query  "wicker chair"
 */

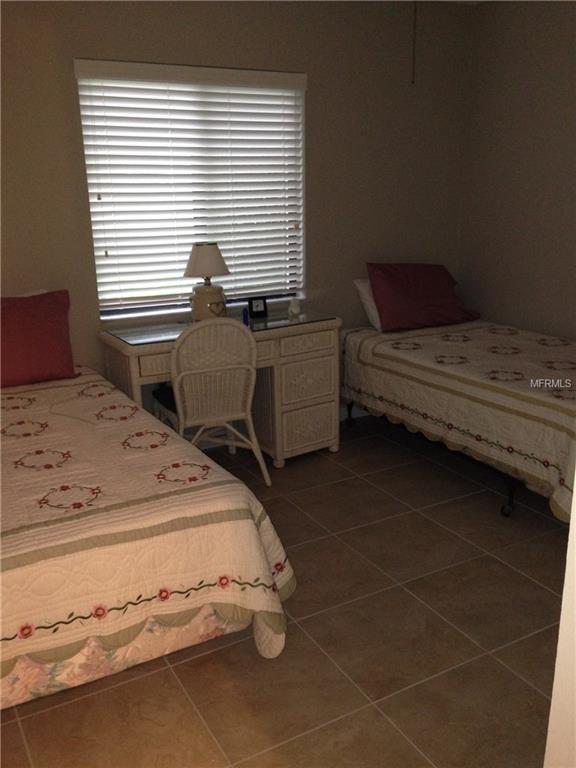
xmin=164 ymin=318 xmax=271 ymax=487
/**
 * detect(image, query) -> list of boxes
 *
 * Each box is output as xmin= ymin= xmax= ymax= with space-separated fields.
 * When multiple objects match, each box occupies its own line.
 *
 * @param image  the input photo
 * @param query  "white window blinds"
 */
xmin=75 ymin=60 xmax=306 ymax=316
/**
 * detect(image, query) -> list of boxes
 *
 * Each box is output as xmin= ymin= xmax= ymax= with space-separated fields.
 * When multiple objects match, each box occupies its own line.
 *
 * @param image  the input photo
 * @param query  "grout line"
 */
xmin=230 ymin=703 xmax=375 ymax=766
xmin=14 ymin=709 xmax=35 ymax=768
xmin=167 ymin=633 xmax=253 ymax=668
xmin=399 ymin=583 xmax=485 ymax=650
xmin=488 ymin=550 xmax=565 ymax=597
xmin=167 ymin=665 xmax=233 ymax=767
xmin=16 ymin=665 xmax=167 ymax=721
xmin=375 ymin=652 xmax=488 ymax=705
xmin=288 ymin=584 xmax=397 ymax=622
xmin=375 ymin=708 xmax=440 ymax=768
xmin=327 ymin=508 xmax=415 ymax=537
xmin=401 ymin=500 xmax=566 ymax=598
xmin=488 ymin=526 xmax=567 ymax=556
xmin=285 ymin=531 xmax=334 ymax=551
xmin=369 ymin=419 xmax=556 ymax=524
xmin=333 ymin=514 xmax=486 ymax=589
xmin=326 ymin=512 xmax=488 ymax=653
xmin=422 ymin=453 xmax=557 ymax=524
xmin=291 ymin=619 xmax=371 ymax=705
xmin=489 ymin=621 xmax=560 ymax=654
xmin=489 ymin=654 xmax=552 ymax=701
xmin=411 ymin=489 xmax=485 ymax=512
xmin=395 ymin=553 xmax=487 ymax=586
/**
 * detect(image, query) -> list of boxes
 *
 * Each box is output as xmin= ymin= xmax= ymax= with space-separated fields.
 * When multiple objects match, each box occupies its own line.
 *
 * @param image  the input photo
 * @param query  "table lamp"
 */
xmin=183 ymin=242 xmax=230 ymax=321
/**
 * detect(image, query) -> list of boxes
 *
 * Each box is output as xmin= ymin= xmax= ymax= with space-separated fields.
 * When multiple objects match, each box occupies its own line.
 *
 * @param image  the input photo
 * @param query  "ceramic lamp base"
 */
xmin=191 ymin=284 xmax=227 ymax=321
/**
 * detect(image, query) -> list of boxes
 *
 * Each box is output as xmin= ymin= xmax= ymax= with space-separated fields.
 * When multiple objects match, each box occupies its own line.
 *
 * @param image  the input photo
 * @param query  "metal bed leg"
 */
xmin=345 ymin=401 xmax=355 ymax=425
xmin=501 ymin=479 xmax=520 ymax=517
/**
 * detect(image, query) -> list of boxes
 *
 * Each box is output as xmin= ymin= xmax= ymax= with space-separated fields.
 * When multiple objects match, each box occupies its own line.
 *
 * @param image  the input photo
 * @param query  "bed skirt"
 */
xmin=1 ymin=602 xmax=287 ymax=709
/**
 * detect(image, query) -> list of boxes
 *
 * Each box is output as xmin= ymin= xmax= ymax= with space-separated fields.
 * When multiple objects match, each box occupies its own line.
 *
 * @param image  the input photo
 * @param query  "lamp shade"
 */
xmin=183 ymin=242 xmax=230 ymax=278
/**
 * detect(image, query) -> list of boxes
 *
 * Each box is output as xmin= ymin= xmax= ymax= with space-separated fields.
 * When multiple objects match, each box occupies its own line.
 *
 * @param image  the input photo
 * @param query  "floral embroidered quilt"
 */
xmin=1 ymin=368 xmax=295 ymax=697
xmin=343 ymin=321 xmax=575 ymax=520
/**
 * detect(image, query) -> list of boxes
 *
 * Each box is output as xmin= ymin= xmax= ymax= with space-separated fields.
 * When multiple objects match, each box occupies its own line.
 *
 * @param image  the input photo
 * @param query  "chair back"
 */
xmin=171 ymin=318 xmax=257 ymax=431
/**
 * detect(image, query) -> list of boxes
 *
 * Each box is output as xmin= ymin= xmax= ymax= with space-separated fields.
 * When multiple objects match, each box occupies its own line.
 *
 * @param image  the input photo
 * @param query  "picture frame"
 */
xmin=248 ymin=296 xmax=268 ymax=319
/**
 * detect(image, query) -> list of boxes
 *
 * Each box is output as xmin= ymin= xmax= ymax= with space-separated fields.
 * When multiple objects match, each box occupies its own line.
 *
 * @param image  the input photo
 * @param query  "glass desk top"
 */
xmin=107 ymin=313 xmax=337 ymax=346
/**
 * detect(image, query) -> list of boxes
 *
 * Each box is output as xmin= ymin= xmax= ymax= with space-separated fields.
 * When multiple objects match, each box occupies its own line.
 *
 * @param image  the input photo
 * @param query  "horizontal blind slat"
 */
xmin=78 ymin=67 xmax=304 ymax=313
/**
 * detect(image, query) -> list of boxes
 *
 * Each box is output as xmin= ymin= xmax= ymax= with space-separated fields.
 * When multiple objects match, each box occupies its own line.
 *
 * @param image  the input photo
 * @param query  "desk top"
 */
xmin=105 ymin=314 xmax=338 ymax=347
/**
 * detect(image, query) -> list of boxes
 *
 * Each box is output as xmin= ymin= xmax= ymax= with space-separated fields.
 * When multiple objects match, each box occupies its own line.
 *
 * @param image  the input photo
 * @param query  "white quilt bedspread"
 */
xmin=343 ymin=321 xmax=575 ymax=520
xmin=1 ymin=368 xmax=295 ymax=676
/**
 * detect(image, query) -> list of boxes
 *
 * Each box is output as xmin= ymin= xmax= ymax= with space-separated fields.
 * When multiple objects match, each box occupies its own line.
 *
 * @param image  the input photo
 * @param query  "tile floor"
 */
xmin=2 ymin=416 xmax=568 ymax=768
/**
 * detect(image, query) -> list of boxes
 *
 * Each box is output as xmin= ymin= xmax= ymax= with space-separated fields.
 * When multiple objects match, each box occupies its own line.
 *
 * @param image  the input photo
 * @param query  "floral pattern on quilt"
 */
xmin=342 ymin=321 xmax=576 ymax=521
xmin=1 ymin=368 xmax=294 ymax=706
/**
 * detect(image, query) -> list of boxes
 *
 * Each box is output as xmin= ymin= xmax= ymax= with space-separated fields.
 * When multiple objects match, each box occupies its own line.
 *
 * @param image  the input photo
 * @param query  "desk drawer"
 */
xmin=281 ymin=357 xmax=335 ymax=405
xmin=280 ymin=330 xmax=333 ymax=357
xmin=282 ymin=403 xmax=337 ymax=453
xmin=256 ymin=340 xmax=275 ymax=363
xmin=139 ymin=353 xmax=171 ymax=378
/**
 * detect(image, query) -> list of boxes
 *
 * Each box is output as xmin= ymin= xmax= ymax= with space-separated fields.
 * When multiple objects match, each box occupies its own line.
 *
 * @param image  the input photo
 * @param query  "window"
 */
xmin=75 ymin=60 xmax=306 ymax=317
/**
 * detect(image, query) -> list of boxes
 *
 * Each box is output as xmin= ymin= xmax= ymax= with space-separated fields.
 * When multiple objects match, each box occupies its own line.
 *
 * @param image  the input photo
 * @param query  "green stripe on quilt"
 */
xmin=2 ymin=508 xmax=255 ymax=571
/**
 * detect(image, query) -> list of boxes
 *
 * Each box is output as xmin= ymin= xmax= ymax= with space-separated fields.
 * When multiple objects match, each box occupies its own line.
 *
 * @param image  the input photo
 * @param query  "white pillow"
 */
xmin=354 ymin=279 xmax=381 ymax=331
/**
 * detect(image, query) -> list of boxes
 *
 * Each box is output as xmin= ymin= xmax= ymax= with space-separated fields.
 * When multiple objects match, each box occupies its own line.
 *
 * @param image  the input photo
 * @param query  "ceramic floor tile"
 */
xmin=231 ymin=466 xmax=278 ymax=502
xmin=494 ymin=625 xmax=559 ymax=696
xmin=264 ymin=496 xmax=327 ymax=547
xmin=328 ymin=436 xmax=415 ymax=475
xmin=340 ymin=512 xmax=481 ymax=582
xmin=406 ymin=556 xmax=561 ymax=649
xmin=17 ymin=656 xmax=167 ymax=718
xmin=366 ymin=460 xmax=480 ymax=508
xmin=166 ymin=625 xmax=252 ymax=666
xmin=421 ymin=490 xmax=560 ymax=551
xmin=301 ymin=588 xmax=480 ymax=700
xmin=285 ymin=536 xmax=393 ymax=618
xmin=515 ymin=486 xmax=552 ymax=515
xmin=431 ymin=450 xmax=510 ymax=491
xmin=380 ymin=656 xmax=550 ymax=768
xmin=263 ymin=453 xmax=354 ymax=495
xmin=383 ymin=427 xmax=448 ymax=457
xmin=1 ymin=722 xmax=31 ymax=768
xmin=1 ymin=707 xmax=17 ymax=724
xmin=339 ymin=416 xmax=383 ymax=443
xmin=173 ymin=624 xmax=365 ymax=763
xmin=288 ymin=476 xmax=410 ymax=533
xmin=21 ymin=670 xmax=225 ymax=768
xmin=239 ymin=706 xmax=430 ymax=768
xmin=494 ymin=528 xmax=569 ymax=593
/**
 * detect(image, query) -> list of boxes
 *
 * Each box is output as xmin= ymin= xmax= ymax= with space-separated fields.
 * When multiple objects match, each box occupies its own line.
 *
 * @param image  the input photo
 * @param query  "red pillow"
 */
xmin=1 ymin=290 xmax=76 ymax=387
xmin=367 ymin=263 xmax=479 ymax=332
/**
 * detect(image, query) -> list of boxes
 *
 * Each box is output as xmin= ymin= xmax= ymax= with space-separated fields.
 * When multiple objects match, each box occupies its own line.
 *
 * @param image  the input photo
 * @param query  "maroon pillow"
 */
xmin=1 ymin=290 xmax=76 ymax=387
xmin=367 ymin=263 xmax=479 ymax=332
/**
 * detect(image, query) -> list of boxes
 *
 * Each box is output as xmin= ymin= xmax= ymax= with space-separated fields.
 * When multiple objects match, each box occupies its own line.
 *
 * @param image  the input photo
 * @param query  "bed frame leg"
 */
xmin=501 ymin=479 xmax=520 ymax=517
xmin=345 ymin=401 xmax=355 ymax=425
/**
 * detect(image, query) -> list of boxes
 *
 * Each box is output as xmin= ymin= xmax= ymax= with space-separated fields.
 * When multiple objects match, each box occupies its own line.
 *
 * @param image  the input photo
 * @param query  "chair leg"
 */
xmin=245 ymin=416 xmax=272 ymax=487
xmin=227 ymin=425 xmax=237 ymax=455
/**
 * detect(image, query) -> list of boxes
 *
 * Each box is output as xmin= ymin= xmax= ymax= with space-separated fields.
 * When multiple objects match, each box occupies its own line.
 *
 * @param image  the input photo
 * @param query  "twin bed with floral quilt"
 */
xmin=1 ymin=368 xmax=295 ymax=708
xmin=343 ymin=321 xmax=575 ymax=521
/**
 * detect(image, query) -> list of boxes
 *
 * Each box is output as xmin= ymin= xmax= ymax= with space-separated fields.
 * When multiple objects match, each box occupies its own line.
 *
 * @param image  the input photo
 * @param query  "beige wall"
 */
xmin=2 ymin=1 xmax=470 ymax=370
xmin=459 ymin=2 xmax=576 ymax=338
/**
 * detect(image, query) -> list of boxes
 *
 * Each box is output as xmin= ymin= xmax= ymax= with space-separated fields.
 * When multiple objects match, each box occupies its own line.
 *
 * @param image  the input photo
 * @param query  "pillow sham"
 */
xmin=1 ymin=290 xmax=76 ymax=387
xmin=367 ymin=263 xmax=479 ymax=332
xmin=354 ymin=279 xmax=382 ymax=331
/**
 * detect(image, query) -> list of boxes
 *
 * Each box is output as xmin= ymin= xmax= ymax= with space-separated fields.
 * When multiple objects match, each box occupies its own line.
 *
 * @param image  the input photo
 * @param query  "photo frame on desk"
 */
xmin=248 ymin=296 xmax=268 ymax=319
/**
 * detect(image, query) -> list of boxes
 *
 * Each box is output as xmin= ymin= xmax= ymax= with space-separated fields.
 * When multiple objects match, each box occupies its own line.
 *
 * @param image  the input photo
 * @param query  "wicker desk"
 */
xmin=100 ymin=315 xmax=341 ymax=468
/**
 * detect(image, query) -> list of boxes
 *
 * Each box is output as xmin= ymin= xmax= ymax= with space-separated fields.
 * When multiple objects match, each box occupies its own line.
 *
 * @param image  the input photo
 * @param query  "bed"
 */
xmin=343 ymin=320 xmax=575 ymax=521
xmin=1 ymin=367 xmax=295 ymax=708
